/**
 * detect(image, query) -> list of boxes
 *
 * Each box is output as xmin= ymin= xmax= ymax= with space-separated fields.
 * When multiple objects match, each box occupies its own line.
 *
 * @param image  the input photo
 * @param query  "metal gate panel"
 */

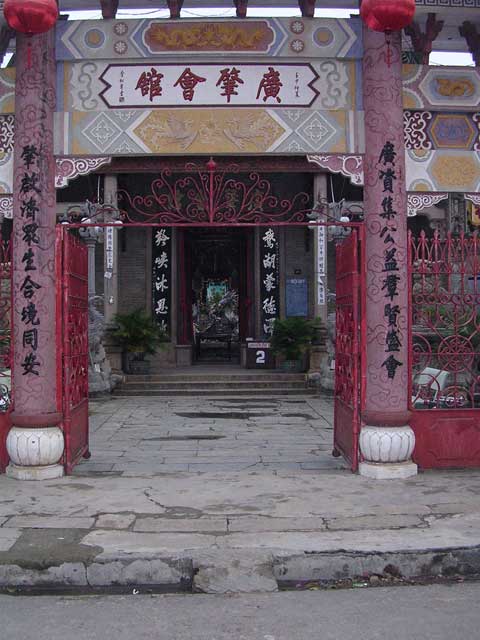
xmin=0 ymin=235 xmax=11 ymax=473
xmin=409 ymin=231 xmax=480 ymax=469
xmin=334 ymin=230 xmax=362 ymax=472
xmin=57 ymin=228 xmax=89 ymax=474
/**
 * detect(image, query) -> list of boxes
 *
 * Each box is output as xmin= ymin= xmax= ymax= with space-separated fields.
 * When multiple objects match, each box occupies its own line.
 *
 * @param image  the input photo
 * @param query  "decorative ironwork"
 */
xmin=0 ymin=230 xmax=11 ymax=473
xmin=57 ymin=227 xmax=89 ymax=474
xmin=410 ymin=231 xmax=480 ymax=411
xmin=117 ymin=158 xmax=313 ymax=226
xmin=60 ymin=161 xmax=363 ymax=230
xmin=0 ymin=232 xmax=11 ymax=412
xmin=334 ymin=229 xmax=362 ymax=472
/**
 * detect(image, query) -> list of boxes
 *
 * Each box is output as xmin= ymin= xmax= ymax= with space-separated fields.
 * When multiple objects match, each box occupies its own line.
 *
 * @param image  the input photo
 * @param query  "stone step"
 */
xmin=125 ymin=373 xmax=307 ymax=383
xmin=119 ymin=380 xmax=308 ymax=391
xmin=113 ymin=387 xmax=316 ymax=397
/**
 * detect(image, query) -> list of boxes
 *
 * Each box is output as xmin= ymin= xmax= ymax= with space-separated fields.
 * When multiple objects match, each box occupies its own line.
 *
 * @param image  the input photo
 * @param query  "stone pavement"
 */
xmin=0 ymin=394 xmax=480 ymax=594
xmin=78 ymin=394 xmax=345 ymax=475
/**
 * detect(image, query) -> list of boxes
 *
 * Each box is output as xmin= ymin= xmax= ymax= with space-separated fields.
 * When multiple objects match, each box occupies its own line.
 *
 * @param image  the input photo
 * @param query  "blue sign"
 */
xmin=286 ymin=278 xmax=308 ymax=317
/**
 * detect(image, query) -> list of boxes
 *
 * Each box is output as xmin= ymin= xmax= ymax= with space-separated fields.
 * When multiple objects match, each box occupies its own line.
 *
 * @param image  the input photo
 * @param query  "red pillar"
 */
xmin=6 ymin=30 xmax=64 ymax=480
xmin=359 ymin=26 xmax=417 ymax=478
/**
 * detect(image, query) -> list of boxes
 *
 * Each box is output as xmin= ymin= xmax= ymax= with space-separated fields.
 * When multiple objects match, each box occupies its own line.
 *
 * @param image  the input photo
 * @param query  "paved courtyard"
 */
xmin=77 ymin=394 xmax=348 ymax=476
xmin=2 ymin=392 xmax=480 ymax=593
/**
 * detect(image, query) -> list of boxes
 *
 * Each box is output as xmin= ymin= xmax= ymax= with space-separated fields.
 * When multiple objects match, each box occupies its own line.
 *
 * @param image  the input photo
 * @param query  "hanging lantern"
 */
xmin=360 ymin=0 xmax=382 ymax=32
xmin=360 ymin=0 xmax=415 ymax=66
xmin=4 ymin=0 xmax=58 ymax=36
xmin=365 ymin=0 xmax=415 ymax=33
xmin=4 ymin=0 xmax=58 ymax=67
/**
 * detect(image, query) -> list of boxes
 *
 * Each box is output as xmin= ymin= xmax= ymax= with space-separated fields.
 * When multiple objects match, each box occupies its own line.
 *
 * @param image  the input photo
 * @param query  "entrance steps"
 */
xmin=113 ymin=371 xmax=316 ymax=397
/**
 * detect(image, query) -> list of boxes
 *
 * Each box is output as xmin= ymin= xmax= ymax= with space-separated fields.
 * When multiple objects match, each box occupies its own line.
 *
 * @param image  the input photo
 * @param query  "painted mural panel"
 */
xmin=56 ymin=18 xmax=363 ymax=61
xmin=406 ymin=149 xmax=480 ymax=192
xmin=404 ymin=111 xmax=480 ymax=151
xmin=403 ymin=65 xmax=480 ymax=112
xmin=54 ymin=108 xmax=357 ymax=156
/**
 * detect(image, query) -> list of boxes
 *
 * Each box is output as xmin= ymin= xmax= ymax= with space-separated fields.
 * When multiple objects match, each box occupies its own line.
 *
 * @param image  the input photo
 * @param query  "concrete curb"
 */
xmin=1 ymin=546 xmax=480 ymax=594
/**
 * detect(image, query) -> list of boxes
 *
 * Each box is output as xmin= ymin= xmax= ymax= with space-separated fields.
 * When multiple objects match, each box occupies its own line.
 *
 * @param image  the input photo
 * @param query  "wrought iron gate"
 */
xmin=0 ymin=233 xmax=11 ymax=473
xmin=409 ymin=231 xmax=480 ymax=468
xmin=333 ymin=229 xmax=364 ymax=471
xmin=56 ymin=227 xmax=89 ymax=474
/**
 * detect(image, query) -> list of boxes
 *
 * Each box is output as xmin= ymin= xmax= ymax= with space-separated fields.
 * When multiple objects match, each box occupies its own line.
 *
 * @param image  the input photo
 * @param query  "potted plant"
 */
xmin=110 ymin=309 xmax=167 ymax=374
xmin=270 ymin=317 xmax=314 ymax=372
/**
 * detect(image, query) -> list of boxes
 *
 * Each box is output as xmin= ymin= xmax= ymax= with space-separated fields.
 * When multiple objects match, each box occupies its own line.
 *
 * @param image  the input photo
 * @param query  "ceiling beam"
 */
xmin=459 ymin=21 xmax=480 ymax=65
xmin=298 ymin=0 xmax=315 ymax=18
xmin=234 ymin=0 xmax=248 ymax=18
xmin=404 ymin=13 xmax=444 ymax=65
xmin=99 ymin=0 xmax=119 ymax=19
xmin=167 ymin=0 xmax=184 ymax=18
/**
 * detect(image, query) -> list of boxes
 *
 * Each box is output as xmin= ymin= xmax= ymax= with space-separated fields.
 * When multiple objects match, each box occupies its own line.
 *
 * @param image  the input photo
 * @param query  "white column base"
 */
xmin=5 ymin=426 xmax=65 ymax=481
xmin=359 ymin=461 xmax=418 ymax=480
xmin=6 ymin=463 xmax=64 ymax=481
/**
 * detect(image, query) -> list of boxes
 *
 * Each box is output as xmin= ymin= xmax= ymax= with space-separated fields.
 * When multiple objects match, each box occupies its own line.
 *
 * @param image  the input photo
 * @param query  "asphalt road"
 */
xmin=1 ymin=583 xmax=480 ymax=640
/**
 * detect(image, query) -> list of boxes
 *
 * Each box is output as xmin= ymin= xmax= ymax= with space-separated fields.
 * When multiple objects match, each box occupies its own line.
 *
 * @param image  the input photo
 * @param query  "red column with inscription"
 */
xmin=359 ymin=26 xmax=417 ymax=478
xmin=6 ymin=30 xmax=64 ymax=479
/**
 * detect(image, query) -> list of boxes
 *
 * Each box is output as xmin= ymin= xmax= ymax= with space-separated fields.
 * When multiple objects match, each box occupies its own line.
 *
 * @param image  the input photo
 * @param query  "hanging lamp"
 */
xmin=360 ymin=0 xmax=416 ymax=66
xmin=4 ymin=0 xmax=59 ymax=67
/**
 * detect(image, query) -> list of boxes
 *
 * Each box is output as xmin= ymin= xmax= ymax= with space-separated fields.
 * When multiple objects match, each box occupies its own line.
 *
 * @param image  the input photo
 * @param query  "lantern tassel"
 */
xmin=385 ymin=31 xmax=392 ymax=68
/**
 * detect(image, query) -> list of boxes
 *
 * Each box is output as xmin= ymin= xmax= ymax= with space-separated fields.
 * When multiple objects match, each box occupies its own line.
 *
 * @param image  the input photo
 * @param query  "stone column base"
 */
xmin=359 ymin=461 xmax=418 ymax=480
xmin=359 ymin=424 xmax=417 ymax=479
xmin=6 ymin=463 xmax=64 ymax=481
xmin=6 ymin=426 xmax=65 ymax=481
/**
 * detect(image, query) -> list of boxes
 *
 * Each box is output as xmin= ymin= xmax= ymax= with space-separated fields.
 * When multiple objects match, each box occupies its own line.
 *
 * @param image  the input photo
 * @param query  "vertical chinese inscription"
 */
xmin=362 ymin=27 xmax=409 ymax=416
xmin=378 ymin=141 xmax=403 ymax=380
xmin=152 ymin=228 xmax=171 ymax=336
xmin=317 ymin=226 xmax=326 ymax=306
xmin=260 ymin=228 xmax=279 ymax=337
xmin=12 ymin=30 xmax=58 ymax=418
xmin=19 ymin=144 xmax=42 ymax=376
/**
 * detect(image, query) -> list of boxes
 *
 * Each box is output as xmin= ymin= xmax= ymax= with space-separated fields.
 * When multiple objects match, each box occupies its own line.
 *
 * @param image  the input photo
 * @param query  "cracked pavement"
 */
xmin=0 ymin=394 xmax=480 ymax=592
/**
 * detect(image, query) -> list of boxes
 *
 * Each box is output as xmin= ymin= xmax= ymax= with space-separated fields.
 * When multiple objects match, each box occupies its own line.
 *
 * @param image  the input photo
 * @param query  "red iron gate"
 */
xmin=409 ymin=231 xmax=480 ymax=468
xmin=333 ymin=229 xmax=364 ymax=471
xmin=56 ymin=227 xmax=90 ymax=474
xmin=0 ymin=234 xmax=11 ymax=473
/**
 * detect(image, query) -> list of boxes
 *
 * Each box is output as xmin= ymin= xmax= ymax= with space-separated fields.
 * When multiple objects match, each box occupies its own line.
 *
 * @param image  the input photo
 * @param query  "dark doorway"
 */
xmin=178 ymin=228 xmax=253 ymax=363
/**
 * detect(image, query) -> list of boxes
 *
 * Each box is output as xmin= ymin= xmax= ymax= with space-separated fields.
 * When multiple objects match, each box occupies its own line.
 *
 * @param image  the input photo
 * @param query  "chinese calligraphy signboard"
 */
xmin=100 ymin=63 xmax=319 ymax=108
xmin=378 ymin=140 xmax=403 ymax=381
xmin=18 ymin=144 xmax=43 ymax=379
xmin=260 ymin=228 xmax=279 ymax=338
xmin=152 ymin=228 xmax=171 ymax=336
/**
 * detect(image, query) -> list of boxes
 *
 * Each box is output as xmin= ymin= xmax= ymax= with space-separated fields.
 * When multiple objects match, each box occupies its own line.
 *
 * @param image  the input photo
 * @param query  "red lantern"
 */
xmin=360 ymin=0 xmax=415 ymax=67
xmin=360 ymin=0 xmax=415 ymax=33
xmin=4 ymin=0 xmax=58 ymax=67
xmin=360 ymin=0 xmax=383 ymax=32
xmin=4 ymin=0 xmax=58 ymax=36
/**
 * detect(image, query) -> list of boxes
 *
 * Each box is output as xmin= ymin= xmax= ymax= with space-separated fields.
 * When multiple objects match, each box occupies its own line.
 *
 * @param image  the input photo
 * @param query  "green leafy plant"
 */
xmin=110 ymin=309 xmax=167 ymax=355
xmin=270 ymin=317 xmax=314 ymax=361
